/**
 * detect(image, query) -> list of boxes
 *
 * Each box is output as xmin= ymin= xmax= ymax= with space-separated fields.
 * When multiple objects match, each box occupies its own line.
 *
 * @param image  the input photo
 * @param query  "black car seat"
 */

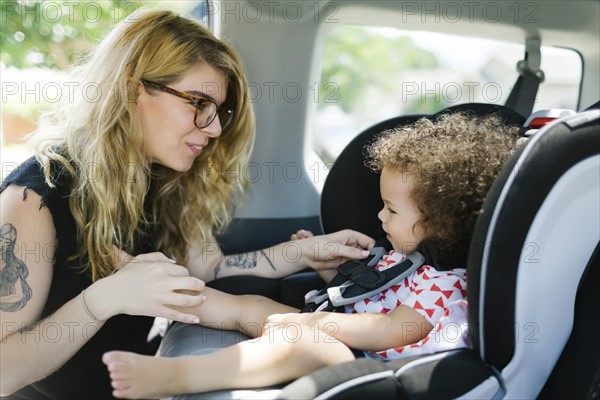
xmin=277 ymin=108 xmax=600 ymax=399
xmin=320 ymin=114 xmax=428 ymax=239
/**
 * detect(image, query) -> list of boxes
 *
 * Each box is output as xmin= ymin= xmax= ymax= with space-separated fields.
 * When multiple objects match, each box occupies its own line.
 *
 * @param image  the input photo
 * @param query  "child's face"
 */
xmin=377 ymin=168 xmax=426 ymax=254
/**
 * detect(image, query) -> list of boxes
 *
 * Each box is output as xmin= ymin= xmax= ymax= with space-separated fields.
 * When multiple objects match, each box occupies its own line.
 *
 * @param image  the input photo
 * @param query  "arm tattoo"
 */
xmin=213 ymin=250 xmax=276 ymax=280
xmin=1 ymin=224 xmax=33 ymax=312
xmin=260 ymin=250 xmax=276 ymax=271
xmin=213 ymin=262 xmax=221 ymax=281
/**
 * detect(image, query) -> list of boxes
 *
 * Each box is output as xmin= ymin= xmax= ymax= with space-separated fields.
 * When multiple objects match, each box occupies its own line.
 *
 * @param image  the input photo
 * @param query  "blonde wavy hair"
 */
xmin=367 ymin=113 xmax=520 ymax=267
xmin=30 ymin=10 xmax=255 ymax=281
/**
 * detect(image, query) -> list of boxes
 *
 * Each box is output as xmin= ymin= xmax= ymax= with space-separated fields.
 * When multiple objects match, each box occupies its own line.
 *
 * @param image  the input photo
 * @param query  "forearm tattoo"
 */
xmin=213 ymin=250 xmax=276 ymax=280
xmin=261 ymin=250 xmax=276 ymax=271
xmin=1 ymin=223 xmax=33 ymax=312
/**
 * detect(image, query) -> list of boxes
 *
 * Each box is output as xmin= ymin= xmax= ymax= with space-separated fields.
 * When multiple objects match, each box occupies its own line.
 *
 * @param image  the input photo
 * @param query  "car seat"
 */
xmin=320 ymin=114 xmax=427 ymax=239
xmin=276 ymin=108 xmax=600 ymax=399
xmin=158 ymin=106 xmax=599 ymax=399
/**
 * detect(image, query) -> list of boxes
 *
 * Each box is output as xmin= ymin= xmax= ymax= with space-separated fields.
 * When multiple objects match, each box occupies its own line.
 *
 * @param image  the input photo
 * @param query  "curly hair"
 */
xmin=29 ymin=10 xmax=255 ymax=280
xmin=367 ymin=113 xmax=520 ymax=268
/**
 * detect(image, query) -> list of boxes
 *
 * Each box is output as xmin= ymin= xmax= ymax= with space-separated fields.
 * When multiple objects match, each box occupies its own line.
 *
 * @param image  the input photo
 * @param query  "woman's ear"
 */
xmin=126 ymin=79 xmax=142 ymax=105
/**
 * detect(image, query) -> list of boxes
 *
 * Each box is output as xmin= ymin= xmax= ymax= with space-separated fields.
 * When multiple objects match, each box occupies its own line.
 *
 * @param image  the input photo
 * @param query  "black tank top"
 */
xmin=1 ymin=157 xmax=158 ymax=399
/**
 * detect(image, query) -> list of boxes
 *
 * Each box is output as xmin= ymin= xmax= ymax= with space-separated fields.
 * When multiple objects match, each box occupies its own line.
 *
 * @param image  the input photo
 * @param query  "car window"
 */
xmin=314 ymin=26 xmax=582 ymax=164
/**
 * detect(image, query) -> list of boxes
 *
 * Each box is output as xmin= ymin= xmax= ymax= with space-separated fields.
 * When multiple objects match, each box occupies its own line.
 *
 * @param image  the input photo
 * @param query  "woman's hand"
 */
xmin=86 ymin=252 xmax=206 ymax=324
xmin=297 ymin=229 xmax=375 ymax=271
xmin=290 ymin=229 xmax=334 ymax=282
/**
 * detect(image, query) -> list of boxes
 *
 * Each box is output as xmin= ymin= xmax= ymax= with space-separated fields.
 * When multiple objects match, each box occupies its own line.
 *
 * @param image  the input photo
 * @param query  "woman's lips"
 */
xmin=187 ymin=144 xmax=204 ymax=156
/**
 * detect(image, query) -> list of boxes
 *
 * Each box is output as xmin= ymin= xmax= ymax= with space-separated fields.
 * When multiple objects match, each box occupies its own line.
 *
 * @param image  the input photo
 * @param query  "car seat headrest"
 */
xmin=467 ymin=109 xmax=600 ymax=368
xmin=320 ymin=114 xmax=427 ymax=238
xmin=320 ymin=103 xmax=527 ymax=239
xmin=434 ymin=102 xmax=527 ymax=127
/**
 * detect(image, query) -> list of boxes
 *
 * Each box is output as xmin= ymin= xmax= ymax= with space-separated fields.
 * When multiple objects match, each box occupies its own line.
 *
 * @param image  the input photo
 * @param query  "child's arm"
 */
xmin=266 ymin=305 xmax=433 ymax=352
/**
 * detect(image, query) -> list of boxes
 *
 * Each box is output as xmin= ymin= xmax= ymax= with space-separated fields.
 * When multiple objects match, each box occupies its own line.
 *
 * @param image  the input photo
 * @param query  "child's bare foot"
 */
xmin=102 ymin=351 xmax=178 ymax=399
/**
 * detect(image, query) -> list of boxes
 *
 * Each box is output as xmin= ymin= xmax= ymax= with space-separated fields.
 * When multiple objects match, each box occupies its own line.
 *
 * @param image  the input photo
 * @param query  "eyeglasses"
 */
xmin=141 ymin=79 xmax=235 ymax=130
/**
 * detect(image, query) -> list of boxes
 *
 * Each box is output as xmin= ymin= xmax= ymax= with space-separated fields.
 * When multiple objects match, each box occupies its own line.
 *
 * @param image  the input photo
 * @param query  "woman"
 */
xmin=0 ymin=10 xmax=373 ymax=398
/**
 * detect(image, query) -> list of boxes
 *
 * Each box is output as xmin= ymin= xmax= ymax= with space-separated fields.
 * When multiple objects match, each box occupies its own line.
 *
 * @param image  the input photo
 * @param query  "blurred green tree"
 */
xmin=0 ymin=1 xmax=175 ymax=69
xmin=1 ymin=1 xmax=138 ymax=69
xmin=319 ymin=26 xmax=441 ymax=113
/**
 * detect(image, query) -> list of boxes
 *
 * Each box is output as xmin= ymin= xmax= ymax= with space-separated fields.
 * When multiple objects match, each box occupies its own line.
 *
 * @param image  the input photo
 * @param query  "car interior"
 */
xmin=152 ymin=1 xmax=600 ymax=399
xmin=2 ymin=0 xmax=598 ymax=399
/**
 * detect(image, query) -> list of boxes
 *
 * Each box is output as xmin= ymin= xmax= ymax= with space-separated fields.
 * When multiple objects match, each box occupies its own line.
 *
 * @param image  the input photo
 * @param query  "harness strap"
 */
xmin=329 ymin=251 xmax=425 ymax=307
xmin=302 ymin=246 xmax=388 ymax=310
xmin=301 ymin=246 xmax=425 ymax=313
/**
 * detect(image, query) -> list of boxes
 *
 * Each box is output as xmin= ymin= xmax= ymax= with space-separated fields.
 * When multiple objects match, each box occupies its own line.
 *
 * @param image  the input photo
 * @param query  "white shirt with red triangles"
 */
xmin=344 ymin=250 xmax=471 ymax=361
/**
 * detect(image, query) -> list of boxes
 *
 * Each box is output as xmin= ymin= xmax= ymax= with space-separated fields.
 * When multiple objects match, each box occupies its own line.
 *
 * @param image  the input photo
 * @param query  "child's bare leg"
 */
xmin=103 ymin=324 xmax=355 ymax=399
xmin=175 ymin=287 xmax=298 ymax=337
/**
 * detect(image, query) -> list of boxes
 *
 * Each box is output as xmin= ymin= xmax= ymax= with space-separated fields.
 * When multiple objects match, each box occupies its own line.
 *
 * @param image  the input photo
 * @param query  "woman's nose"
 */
xmin=200 ymin=117 xmax=222 ymax=138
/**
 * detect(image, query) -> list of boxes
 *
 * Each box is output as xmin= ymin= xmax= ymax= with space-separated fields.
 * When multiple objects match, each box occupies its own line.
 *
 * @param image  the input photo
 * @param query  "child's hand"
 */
xmin=290 ymin=229 xmax=314 ymax=241
xmin=262 ymin=312 xmax=309 ymax=335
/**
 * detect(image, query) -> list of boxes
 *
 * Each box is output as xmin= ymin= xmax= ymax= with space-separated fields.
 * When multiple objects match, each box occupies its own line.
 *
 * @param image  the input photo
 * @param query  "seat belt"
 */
xmin=505 ymin=37 xmax=545 ymax=118
xmin=301 ymin=240 xmax=425 ymax=313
